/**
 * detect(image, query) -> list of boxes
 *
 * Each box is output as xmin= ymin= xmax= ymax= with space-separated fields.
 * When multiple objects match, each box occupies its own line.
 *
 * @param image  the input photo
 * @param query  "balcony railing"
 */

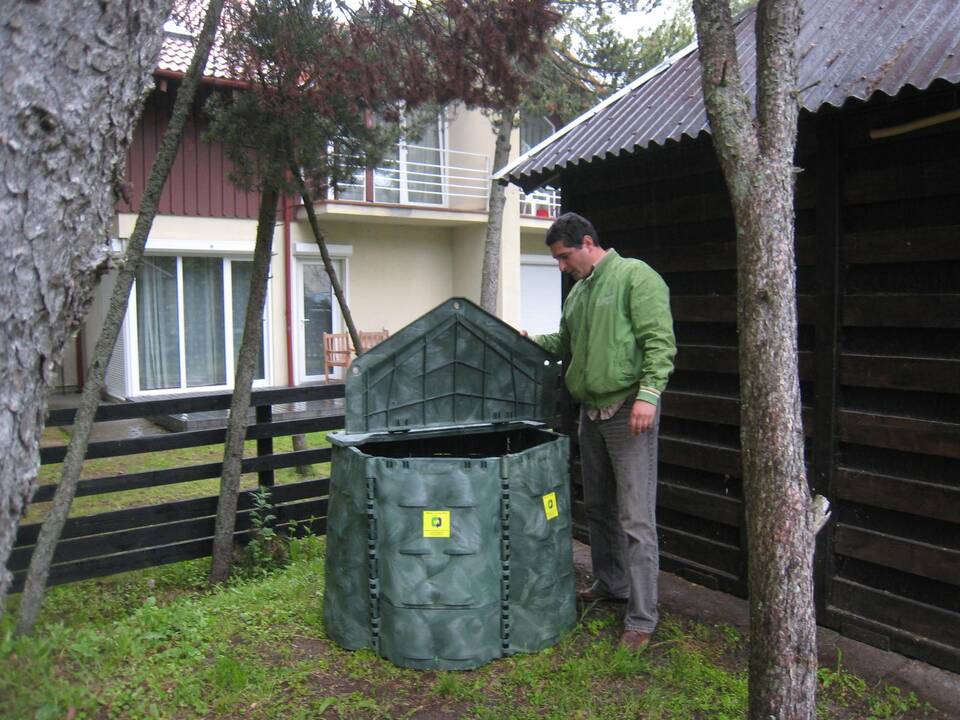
xmin=520 ymin=186 xmax=561 ymax=218
xmin=331 ymin=144 xmax=490 ymax=212
xmin=327 ymin=147 xmax=561 ymax=219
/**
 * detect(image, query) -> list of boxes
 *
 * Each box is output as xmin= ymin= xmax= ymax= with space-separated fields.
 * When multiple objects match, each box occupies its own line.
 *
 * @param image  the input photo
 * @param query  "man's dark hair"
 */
xmin=545 ymin=212 xmax=601 ymax=249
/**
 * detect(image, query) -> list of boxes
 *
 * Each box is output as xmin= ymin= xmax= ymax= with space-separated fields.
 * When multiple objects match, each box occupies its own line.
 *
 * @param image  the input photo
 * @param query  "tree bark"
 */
xmin=690 ymin=2 xmax=817 ymax=718
xmin=293 ymin=170 xmax=363 ymax=355
xmin=15 ymin=0 xmax=226 ymax=636
xmin=292 ymin=433 xmax=312 ymax=475
xmin=480 ymin=112 xmax=515 ymax=315
xmin=0 ymin=0 xmax=171 ymax=615
xmin=209 ymin=184 xmax=280 ymax=585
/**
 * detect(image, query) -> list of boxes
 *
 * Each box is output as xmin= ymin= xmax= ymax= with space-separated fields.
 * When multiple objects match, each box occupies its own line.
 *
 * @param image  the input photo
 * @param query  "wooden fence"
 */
xmin=10 ymin=384 xmax=344 ymax=592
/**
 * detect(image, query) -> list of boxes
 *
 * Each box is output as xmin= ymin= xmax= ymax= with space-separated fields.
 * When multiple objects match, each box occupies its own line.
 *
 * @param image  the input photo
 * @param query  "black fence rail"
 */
xmin=11 ymin=384 xmax=345 ymax=592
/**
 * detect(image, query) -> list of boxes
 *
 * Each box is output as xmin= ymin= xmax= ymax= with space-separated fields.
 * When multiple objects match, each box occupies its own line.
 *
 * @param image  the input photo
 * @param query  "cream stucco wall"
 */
xmin=446 ymin=104 xmax=496 ymax=156
xmin=498 ymin=181 xmax=522 ymax=327
xmin=443 ymin=105 xmax=497 ymax=213
xmin=446 ymin=107 xmax=527 ymax=327
xmin=291 ymin=220 xmax=455 ymax=336
xmin=521 ymin=234 xmax=552 ymax=256
xmin=451 ymin=225 xmax=485 ymax=304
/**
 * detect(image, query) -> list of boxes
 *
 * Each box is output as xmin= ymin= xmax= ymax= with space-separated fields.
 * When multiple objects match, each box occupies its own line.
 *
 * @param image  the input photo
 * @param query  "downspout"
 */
xmin=284 ymin=192 xmax=295 ymax=386
xmin=75 ymin=329 xmax=85 ymax=391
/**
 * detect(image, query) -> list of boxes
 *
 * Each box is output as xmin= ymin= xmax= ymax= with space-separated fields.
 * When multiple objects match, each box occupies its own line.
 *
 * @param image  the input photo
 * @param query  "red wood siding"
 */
xmin=118 ymin=84 xmax=260 ymax=220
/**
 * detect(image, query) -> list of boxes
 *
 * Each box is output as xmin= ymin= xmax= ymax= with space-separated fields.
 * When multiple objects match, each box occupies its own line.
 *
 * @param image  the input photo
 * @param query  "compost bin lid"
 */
xmin=340 ymin=297 xmax=562 ymax=440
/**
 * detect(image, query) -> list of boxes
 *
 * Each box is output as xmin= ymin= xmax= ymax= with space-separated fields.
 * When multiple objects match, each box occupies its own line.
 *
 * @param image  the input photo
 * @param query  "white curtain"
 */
xmin=231 ymin=261 xmax=265 ymax=380
xmin=137 ymin=257 xmax=181 ymax=390
xmin=407 ymin=117 xmax=442 ymax=205
xmin=374 ymin=140 xmax=402 ymax=203
xmin=183 ymin=257 xmax=226 ymax=387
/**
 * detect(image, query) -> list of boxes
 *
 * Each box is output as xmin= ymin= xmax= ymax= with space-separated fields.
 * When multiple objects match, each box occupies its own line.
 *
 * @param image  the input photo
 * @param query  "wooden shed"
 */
xmin=499 ymin=0 xmax=960 ymax=673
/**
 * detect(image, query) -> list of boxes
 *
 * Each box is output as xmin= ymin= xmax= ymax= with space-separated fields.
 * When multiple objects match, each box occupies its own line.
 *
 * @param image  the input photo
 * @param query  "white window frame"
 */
xmin=123 ymin=238 xmax=273 ymax=397
xmin=374 ymin=112 xmax=448 ymax=206
xmin=292 ymin=243 xmax=353 ymax=384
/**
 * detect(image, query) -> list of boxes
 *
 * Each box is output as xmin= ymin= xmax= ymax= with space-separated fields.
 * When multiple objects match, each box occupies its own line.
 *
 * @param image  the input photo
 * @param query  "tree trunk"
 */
xmin=293 ymin=171 xmax=363 ymax=355
xmin=209 ymin=184 xmax=280 ymax=585
xmin=691 ymin=2 xmax=817 ymax=718
xmin=15 ymin=0 xmax=226 ymax=637
xmin=292 ymin=433 xmax=312 ymax=475
xmin=0 ymin=0 xmax=171 ymax=615
xmin=480 ymin=112 xmax=515 ymax=314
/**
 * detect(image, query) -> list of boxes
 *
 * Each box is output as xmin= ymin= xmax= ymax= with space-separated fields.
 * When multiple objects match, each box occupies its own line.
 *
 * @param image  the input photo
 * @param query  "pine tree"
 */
xmin=206 ymin=0 xmax=558 ymax=583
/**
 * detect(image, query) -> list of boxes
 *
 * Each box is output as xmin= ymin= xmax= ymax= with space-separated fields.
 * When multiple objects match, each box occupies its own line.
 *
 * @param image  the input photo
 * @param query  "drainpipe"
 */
xmin=75 ymin=328 xmax=85 ymax=391
xmin=284 ymin=192 xmax=295 ymax=387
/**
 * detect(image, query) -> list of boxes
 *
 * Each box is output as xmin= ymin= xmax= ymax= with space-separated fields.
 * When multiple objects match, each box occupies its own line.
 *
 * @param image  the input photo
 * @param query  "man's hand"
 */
xmin=629 ymin=400 xmax=657 ymax=435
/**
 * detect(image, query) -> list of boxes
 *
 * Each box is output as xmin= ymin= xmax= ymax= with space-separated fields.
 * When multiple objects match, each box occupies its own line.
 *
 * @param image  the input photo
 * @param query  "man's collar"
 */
xmin=587 ymin=249 xmax=618 ymax=278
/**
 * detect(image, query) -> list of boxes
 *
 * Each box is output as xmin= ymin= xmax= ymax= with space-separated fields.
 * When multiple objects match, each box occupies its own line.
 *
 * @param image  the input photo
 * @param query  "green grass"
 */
xmin=1 ymin=539 xmax=329 ymax=720
xmin=1 ymin=540 xmax=943 ymax=720
xmin=27 ymin=428 xmax=333 ymax=523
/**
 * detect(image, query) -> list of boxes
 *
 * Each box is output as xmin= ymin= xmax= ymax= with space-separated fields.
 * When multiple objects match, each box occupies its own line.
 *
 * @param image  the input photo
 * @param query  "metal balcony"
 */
xmin=331 ymin=144 xmax=490 ymax=212
xmin=519 ymin=186 xmax=561 ymax=219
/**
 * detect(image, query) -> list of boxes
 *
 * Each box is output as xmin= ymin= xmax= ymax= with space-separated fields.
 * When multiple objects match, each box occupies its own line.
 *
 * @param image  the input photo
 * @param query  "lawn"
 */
xmin=0 ymin=536 xmax=946 ymax=720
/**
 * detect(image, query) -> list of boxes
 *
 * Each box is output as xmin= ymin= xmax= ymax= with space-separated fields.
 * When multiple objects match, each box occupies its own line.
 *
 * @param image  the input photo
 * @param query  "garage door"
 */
xmin=520 ymin=257 xmax=561 ymax=335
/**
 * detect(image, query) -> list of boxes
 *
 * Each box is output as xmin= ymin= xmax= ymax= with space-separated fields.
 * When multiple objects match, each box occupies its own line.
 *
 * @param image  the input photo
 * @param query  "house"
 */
xmin=497 ymin=0 xmax=960 ymax=673
xmin=55 ymin=26 xmax=563 ymax=398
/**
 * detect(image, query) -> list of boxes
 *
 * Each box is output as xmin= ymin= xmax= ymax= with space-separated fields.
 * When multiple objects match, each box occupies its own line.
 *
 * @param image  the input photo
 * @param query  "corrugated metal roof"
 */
xmin=499 ymin=0 xmax=960 ymax=189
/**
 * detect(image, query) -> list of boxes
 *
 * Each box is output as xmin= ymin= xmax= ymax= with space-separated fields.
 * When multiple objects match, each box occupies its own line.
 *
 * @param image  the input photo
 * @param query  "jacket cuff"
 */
xmin=636 ymin=387 xmax=661 ymax=406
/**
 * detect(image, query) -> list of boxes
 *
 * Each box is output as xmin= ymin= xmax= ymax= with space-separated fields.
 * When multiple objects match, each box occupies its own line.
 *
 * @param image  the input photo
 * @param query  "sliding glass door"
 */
xmin=135 ymin=255 xmax=267 ymax=393
xmin=373 ymin=112 xmax=445 ymax=206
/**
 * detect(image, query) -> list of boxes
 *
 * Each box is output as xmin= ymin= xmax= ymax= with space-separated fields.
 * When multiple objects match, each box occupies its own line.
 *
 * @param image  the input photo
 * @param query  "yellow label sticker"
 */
xmin=543 ymin=492 xmax=559 ymax=521
xmin=423 ymin=510 xmax=451 ymax=538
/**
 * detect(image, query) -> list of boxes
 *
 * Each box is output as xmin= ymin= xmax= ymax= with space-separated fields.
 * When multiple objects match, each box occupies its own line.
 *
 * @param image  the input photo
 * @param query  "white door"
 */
xmin=520 ymin=257 xmax=562 ymax=336
xmin=296 ymin=260 xmax=343 ymax=383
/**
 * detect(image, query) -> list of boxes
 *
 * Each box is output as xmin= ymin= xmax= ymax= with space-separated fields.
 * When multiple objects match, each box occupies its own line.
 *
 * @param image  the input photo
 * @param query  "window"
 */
xmin=329 ymin=140 xmax=366 ymax=201
xmin=134 ymin=255 xmax=267 ymax=392
xmin=374 ymin=111 xmax=446 ymax=205
xmin=301 ymin=261 xmax=336 ymax=378
xmin=520 ymin=115 xmax=555 ymax=154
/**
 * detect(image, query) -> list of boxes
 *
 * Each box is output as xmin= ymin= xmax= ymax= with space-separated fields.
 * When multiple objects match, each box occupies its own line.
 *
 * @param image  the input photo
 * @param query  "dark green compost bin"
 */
xmin=323 ymin=298 xmax=576 ymax=670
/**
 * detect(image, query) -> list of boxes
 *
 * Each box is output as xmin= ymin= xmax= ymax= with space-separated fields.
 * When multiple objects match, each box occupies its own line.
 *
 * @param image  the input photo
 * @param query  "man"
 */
xmin=533 ymin=212 xmax=676 ymax=652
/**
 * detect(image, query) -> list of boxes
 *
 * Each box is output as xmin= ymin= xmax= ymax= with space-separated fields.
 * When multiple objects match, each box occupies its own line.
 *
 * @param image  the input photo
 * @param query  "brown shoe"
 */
xmin=619 ymin=630 xmax=651 ymax=652
xmin=576 ymin=582 xmax=627 ymax=603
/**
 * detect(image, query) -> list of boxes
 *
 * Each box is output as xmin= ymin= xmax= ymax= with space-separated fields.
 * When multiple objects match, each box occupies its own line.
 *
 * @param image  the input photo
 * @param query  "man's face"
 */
xmin=549 ymin=236 xmax=595 ymax=280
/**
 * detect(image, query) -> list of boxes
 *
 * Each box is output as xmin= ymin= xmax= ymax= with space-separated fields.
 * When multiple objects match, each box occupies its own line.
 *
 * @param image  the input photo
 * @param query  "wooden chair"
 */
xmin=358 ymin=328 xmax=389 ymax=353
xmin=321 ymin=332 xmax=353 ymax=382
xmin=322 ymin=330 xmax=390 ymax=382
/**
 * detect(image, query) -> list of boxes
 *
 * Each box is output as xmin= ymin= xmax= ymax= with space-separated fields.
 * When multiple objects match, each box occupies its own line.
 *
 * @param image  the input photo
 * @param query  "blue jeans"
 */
xmin=579 ymin=401 xmax=660 ymax=633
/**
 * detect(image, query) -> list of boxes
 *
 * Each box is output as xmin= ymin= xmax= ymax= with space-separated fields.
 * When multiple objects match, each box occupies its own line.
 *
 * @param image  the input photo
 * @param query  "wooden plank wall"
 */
xmin=117 ymin=81 xmax=261 ymax=220
xmin=558 ymin=86 xmax=960 ymax=673
xmin=821 ymin=88 xmax=960 ymax=672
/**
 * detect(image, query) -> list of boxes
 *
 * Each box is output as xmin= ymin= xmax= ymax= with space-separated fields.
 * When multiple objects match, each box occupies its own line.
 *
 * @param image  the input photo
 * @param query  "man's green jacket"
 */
xmin=536 ymin=249 xmax=676 ymax=409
